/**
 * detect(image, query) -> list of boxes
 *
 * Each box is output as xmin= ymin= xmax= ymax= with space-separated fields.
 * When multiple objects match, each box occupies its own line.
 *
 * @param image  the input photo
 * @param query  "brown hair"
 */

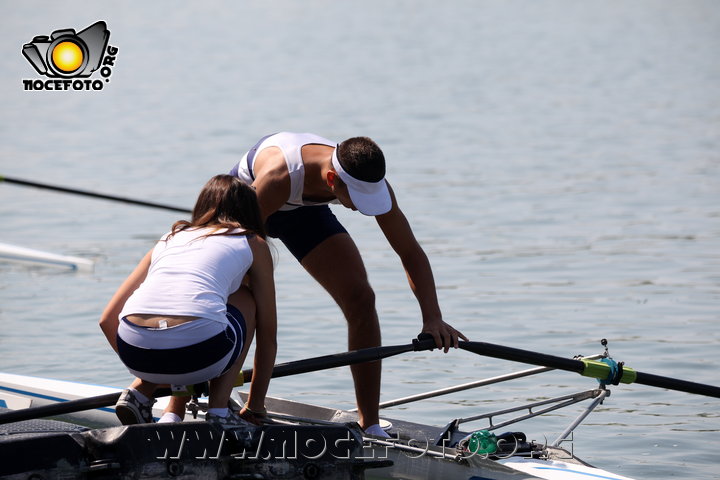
xmin=337 ymin=136 xmax=386 ymax=182
xmin=169 ymin=175 xmax=266 ymax=239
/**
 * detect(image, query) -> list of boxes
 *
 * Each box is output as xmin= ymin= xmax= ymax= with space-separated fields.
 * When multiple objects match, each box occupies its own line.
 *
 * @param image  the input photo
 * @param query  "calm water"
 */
xmin=1 ymin=1 xmax=719 ymax=478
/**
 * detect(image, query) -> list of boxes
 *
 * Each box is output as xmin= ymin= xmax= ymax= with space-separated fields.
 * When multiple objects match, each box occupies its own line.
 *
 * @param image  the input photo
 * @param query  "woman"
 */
xmin=99 ymin=175 xmax=277 ymax=425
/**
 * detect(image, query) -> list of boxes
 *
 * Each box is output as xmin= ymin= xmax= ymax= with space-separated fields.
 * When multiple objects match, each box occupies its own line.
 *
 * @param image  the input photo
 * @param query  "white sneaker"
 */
xmin=205 ymin=410 xmax=250 ymax=427
xmin=364 ymin=423 xmax=391 ymax=438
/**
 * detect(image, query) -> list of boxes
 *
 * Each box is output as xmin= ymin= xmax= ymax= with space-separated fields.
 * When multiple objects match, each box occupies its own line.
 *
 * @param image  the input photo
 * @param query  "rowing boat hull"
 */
xmin=0 ymin=373 xmax=635 ymax=480
xmin=0 ymin=419 xmax=609 ymax=480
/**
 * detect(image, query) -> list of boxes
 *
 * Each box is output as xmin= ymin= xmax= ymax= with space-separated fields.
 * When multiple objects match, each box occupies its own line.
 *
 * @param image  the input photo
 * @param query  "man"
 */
xmin=230 ymin=132 xmax=467 ymax=436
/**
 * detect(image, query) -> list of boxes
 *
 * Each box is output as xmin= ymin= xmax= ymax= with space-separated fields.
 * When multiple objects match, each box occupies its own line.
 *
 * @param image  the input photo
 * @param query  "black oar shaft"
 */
xmin=634 ymin=371 xmax=720 ymax=398
xmin=3 ymin=338 xmax=716 ymax=426
xmin=0 ymin=338 xmax=437 ymax=425
xmin=0 ymin=387 xmax=174 ymax=426
xmin=459 ymin=341 xmax=720 ymax=399
xmin=458 ymin=341 xmax=585 ymax=374
xmin=0 ymin=392 xmax=120 ymax=425
xmin=242 ymin=340 xmax=434 ymax=383
xmin=0 ymin=175 xmax=191 ymax=213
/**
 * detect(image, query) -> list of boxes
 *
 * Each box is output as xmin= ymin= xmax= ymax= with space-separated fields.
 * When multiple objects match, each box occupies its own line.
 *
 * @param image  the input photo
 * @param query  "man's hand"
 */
xmin=421 ymin=319 xmax=468 ymax=353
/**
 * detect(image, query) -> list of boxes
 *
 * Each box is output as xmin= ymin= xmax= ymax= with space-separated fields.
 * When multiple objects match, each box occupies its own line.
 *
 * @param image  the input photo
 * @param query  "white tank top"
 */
xmin=233 ymin=132 xmax=340 ymax=211
xmin=119 ymin=228 xmax=253 ymax=324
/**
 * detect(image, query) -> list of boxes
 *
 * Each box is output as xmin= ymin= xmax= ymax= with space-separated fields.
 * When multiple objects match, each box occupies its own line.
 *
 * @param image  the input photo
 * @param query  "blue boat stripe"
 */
xmin=0 ymin=385 xmax=125 ymax=417
xmin=0 ymin=384 xmax=73 ymax=403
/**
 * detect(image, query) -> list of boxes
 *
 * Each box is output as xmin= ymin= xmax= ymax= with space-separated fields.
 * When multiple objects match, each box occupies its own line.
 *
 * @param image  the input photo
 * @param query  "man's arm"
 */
xmin=251 ymin=147 xmax=292 ymax=221
xmin=375 ymin=184 xmax=468 ymax=351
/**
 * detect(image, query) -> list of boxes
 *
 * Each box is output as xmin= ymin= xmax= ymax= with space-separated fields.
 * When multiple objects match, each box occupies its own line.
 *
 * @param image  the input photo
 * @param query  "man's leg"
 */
xmin=300 ymin=233 xmax=382 ymax=430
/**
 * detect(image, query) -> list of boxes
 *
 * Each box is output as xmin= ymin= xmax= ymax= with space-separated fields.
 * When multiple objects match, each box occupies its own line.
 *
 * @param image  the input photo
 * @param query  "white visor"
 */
xmin=332 ymin=148 xmax=391 ymax=216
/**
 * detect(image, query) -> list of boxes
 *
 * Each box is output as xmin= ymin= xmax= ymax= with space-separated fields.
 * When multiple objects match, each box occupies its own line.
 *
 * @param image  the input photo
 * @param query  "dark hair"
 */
xmin=170 ymin=174 xmax=266 ymax=239
xmin=337 ymin=137 xmax=385 ymax=182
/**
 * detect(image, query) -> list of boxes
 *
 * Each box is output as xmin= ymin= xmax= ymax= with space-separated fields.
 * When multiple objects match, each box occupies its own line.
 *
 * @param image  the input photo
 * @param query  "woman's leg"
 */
xmin=128 ymin=377 xmax=158 ymax=398
xmin=208 ymin=286 xmax=256 ymax=409
xmin=159 ymin=392 xmax=191 ymax=421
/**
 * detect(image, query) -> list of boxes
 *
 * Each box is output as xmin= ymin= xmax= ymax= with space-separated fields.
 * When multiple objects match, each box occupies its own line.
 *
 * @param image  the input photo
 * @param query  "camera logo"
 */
xmin=22 ymin=21 xmax=118 ymax=91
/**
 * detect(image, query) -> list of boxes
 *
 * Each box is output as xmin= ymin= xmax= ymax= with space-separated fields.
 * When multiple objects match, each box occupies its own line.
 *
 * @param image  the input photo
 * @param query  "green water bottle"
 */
xmin=467 ymin=429 xmax=498 ymax=455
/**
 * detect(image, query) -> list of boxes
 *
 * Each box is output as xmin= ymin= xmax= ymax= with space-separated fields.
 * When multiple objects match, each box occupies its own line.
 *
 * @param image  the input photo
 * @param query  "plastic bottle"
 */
xmin=466 ymin=429 xmax=498 ymax=455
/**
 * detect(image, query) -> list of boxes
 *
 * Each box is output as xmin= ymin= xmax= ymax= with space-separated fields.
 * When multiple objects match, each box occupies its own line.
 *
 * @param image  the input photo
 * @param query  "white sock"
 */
xmin=129 ymin=388 xmax=150 ymax=404
xmin=364 ymin=423 xmax=391 ymax=438
xmin=157 ymin=412 xmax=182 ymax=423
xmin=208 ymin=407 xmax=229 ymax=418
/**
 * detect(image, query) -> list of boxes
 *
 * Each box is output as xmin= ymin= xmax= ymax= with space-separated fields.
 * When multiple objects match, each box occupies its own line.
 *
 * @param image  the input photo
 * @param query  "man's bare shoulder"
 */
xmin=251 ymin=147 xmax=291 ymax=217
xmin=253 ymin=146 xmax=288 ymax=181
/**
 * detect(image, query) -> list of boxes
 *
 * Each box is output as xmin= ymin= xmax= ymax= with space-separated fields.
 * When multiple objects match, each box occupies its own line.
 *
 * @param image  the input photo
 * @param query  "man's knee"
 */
xmin=338 ymin=282 xmax=376 ymax=320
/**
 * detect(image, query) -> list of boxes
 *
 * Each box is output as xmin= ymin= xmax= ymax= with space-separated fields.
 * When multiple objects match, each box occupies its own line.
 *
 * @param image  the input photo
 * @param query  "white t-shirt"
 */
xmin=119 ymin=228 xmax=253 ymax=325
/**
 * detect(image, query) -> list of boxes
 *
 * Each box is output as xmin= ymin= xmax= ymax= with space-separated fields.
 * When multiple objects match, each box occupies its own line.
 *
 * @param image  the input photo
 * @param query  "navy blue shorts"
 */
xmin=266 ymin=205 xmax=348 ymax=261
xmin=116 ymin=304 xmax=247 ymax=386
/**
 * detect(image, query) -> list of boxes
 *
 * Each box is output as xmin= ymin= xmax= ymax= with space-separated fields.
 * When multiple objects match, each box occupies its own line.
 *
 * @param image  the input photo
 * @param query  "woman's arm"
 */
xmin=244 ymin=236 xmax=277 ymax=413
xmin=99 ymin=249 xmax=153 ymax=353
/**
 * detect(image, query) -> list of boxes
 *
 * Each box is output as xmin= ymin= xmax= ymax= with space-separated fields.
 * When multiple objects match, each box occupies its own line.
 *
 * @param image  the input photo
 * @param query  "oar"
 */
xmin=0 ymin=337 xmax=437 ymax=425
xmin=457 ymin=341 xmax=720 ymax=399
xmin=0 ymin=392 xmax=124 ymax=426
xmin=239 ymin=336 xmax=435 ymax=384
xmin=0 ymin=175 xmax=191 ymax=213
